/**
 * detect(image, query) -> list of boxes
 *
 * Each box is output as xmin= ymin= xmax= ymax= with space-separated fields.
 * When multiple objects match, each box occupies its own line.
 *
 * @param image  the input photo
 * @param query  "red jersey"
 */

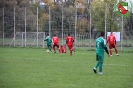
xmin=61 ymin=45 xmax=66 ymax=53
xmin=107 ymin=34 xmax=116 ymax=45
xmin=52 ymin=36 xmax=59 ymax=44
xmin=65 ymin=36 xmax=74 ymax=45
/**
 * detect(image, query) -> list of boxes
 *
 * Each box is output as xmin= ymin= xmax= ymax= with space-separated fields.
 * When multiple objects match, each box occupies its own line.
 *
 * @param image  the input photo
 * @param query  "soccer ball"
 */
xmin=46 ymin=50 xmax=50 ymax=53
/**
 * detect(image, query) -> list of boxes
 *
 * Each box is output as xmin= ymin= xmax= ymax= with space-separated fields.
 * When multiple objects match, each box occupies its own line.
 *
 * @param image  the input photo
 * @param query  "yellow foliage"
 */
xmin=38 ymin=13 xmax=49 ymax=31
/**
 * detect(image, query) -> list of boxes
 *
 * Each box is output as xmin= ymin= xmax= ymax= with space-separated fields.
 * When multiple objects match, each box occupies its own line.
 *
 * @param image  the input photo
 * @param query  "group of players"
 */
xmin=45 ymin=32 xmax=118 ymax=56
xmin=44 ymin=33 xmax=74 ymax=56
xmin=45 ymin=32 xmax=119 ymax=74
xmin=93 ymin=32 xmax=119 ymax=74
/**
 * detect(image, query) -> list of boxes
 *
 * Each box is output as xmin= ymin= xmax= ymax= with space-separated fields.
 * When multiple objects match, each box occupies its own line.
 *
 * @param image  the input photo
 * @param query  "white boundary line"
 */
xmin=104 ymin=64 xmax=129 ymax=67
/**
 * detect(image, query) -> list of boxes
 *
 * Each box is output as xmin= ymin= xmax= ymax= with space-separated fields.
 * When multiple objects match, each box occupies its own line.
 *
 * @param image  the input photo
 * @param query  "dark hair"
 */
xmin=101 ymin=32 xmax=105 ymax=36
xmin=68 ymin=33 xmax=70 ymax=36
xmin=47 ymin=34 xmax=49 ymax=36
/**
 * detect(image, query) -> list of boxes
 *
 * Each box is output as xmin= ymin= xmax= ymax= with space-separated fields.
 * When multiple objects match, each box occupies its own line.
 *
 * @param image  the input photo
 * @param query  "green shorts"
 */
xmin=47 ymin=43 xmax=52 ymax=47
xmin=96 ymin=55 xmax=104 ymax=62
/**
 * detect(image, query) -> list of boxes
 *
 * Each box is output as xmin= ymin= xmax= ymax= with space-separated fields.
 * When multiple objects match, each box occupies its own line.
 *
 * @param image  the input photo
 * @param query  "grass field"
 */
xmin=0 ymin=47 xmax=133 ymax=88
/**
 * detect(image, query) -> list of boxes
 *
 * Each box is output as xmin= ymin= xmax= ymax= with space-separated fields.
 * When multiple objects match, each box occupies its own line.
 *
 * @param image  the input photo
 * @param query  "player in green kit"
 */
xmin=93 ymin=32 xmax=110 ymax=74
xmin=44 ymin=34 xmax=52 ymax=52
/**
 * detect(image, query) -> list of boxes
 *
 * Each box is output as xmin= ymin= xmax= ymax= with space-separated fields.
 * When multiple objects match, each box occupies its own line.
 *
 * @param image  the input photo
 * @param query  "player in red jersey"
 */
xmin=60 ymin=45 xmax=66 ymax=53
xmin=107 ymin=32 xmax=119 ymax=56
xmin=52 ymin=34 xmax=61 ymax=53
xmin=65 ymin=33 xmax=74 ymax=56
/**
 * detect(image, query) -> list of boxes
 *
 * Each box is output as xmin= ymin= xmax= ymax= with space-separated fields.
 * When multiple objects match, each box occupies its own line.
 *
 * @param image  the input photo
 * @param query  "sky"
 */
xmin=126 ymin=0 xmax=133 ymax=10
xmin=121 ymin=0 xmax=133 ymax=12
xmin=123 ymin=0 xmax=133 ymax=5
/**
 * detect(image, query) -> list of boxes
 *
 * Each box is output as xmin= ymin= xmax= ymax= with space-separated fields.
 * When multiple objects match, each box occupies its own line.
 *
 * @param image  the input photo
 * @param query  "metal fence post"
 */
xmin=37 ymin=7 xmax=38 ymax=48
xmin=62 ymin=4 xmax=64 ymax=45
xmin=75 ymin=7 xmax=77 ymax=50
xmin=49 ymin=6 xmax=51 ymax=37
xmin=3 ymin=8 xmax=4 ymax=46
xmin=25 ymin=7 xmax=27 ymax=47
xmin=121 ymin=15 xmax=123 ymax=52
xmin=105 ymin=3 xmax=107 ymax=39
xmin=14 ymin=7 xmax=16 ymax=47
xmin=89 ymin=4 xmax=92 ymax=50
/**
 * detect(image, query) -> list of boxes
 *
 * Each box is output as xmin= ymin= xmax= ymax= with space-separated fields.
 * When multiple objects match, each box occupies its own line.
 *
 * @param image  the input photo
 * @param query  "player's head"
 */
xmin=68 ymin=33 xmax=70 ymax=36
xmin=110 ymin=32 xmax=113 ymax=34
xmin=54 ymin=34 xmax=56 ymax=36
xmin=47 ymin=34 xmax=49 ymax=36
xmin=100 ymin=31 xmax=105 ymax=37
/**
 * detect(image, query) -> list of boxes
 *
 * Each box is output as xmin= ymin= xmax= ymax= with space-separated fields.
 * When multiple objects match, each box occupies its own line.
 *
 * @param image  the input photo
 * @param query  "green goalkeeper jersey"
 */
xmin=45 ymin=36 xmax=52 ymax=45
xmin=96 ymin=37 xmax=107 ymax=56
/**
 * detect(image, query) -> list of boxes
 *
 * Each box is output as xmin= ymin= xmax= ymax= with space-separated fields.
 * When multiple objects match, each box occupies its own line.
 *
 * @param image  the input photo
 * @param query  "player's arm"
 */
xmin=44 ymin=38 xmax=47 ymax=41
xmin=52 ymin=38 xmax=53 ymax=42
xmin=114 ymin=36 xmax=116 ymax=45
xmin=106 ymin=37 xmax=109 ymax=44
xmin=65 ymin=40 xmax=67 ymax=42
xmin=52 ymin=38 xmax=54 ymax=44
xmin=72 ymin=37 xmax=74 ymax=42
xmin=104 ymin=46 xmax=110 ymax=57
xmin=104 ymin=47 xmax=109 ymax=55
xmin=106 ymin=39 xmax=108 ymax=44
xmin=65 ymin=37 xmax=68 ymax=44
xmin=104 ymin=39 xmax=110 ymax=57
xmin=44 ymin=36 xmax=48 ymax=41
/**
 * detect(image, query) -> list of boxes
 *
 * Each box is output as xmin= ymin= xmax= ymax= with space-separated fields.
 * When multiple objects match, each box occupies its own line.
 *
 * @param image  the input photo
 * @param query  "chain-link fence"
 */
xmin=0 ymin=5 xmax=133 ymax=51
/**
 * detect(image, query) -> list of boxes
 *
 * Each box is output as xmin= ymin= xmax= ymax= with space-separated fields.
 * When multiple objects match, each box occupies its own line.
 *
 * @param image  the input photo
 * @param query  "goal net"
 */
xmin=10 ymin=32 xmax=45 ymax=47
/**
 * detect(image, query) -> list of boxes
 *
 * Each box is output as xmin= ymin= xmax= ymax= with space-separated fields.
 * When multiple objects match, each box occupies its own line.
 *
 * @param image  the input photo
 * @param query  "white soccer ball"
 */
xmin=46 ymin=50 xmax=50 ymax=53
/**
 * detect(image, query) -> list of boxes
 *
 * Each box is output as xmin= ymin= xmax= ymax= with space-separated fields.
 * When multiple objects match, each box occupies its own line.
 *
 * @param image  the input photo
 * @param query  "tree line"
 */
xmin=0 ymin=0 xmax=132 ymax=36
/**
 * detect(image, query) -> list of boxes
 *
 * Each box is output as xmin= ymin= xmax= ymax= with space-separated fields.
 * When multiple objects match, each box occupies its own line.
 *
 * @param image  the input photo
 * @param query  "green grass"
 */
xmin=0 ymin=47 xmax=133 ymax=88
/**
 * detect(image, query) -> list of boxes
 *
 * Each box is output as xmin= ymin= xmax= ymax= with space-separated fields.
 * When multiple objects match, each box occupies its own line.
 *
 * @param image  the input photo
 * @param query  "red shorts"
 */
xmin=67 ymin=45 xmax=73 ymax=51
xmin=53 ymin=43 xmax=59 ymax=48
xmin=109 ymin=44 xmax=116 ymax=49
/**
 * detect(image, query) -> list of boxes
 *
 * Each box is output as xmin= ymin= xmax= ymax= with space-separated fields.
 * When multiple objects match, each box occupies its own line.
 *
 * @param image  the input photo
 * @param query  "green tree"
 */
xmin=91 ymin=0 xmax=122 ymax=32
xmin=0 ymin=0 xmax=39 ymax=35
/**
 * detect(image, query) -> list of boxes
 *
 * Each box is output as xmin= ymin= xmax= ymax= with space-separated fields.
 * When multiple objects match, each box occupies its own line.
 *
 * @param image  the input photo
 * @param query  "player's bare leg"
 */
xmin=114 ymin=47 xmax=119 ymax=56
xmin=53 ymin=47 xmax=56 ymax=53
xmin=109 ymin=49 xmax=112 ymax=56
xmin=70 ymin=50 xmax=72 ymax=56
xmin=68 ymin=45 xmax=73 ymax=56
xmin=58 ymin=48 xmax=61 ymax=53
xmin=69 ymin=48 xmax=72 ymax=56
